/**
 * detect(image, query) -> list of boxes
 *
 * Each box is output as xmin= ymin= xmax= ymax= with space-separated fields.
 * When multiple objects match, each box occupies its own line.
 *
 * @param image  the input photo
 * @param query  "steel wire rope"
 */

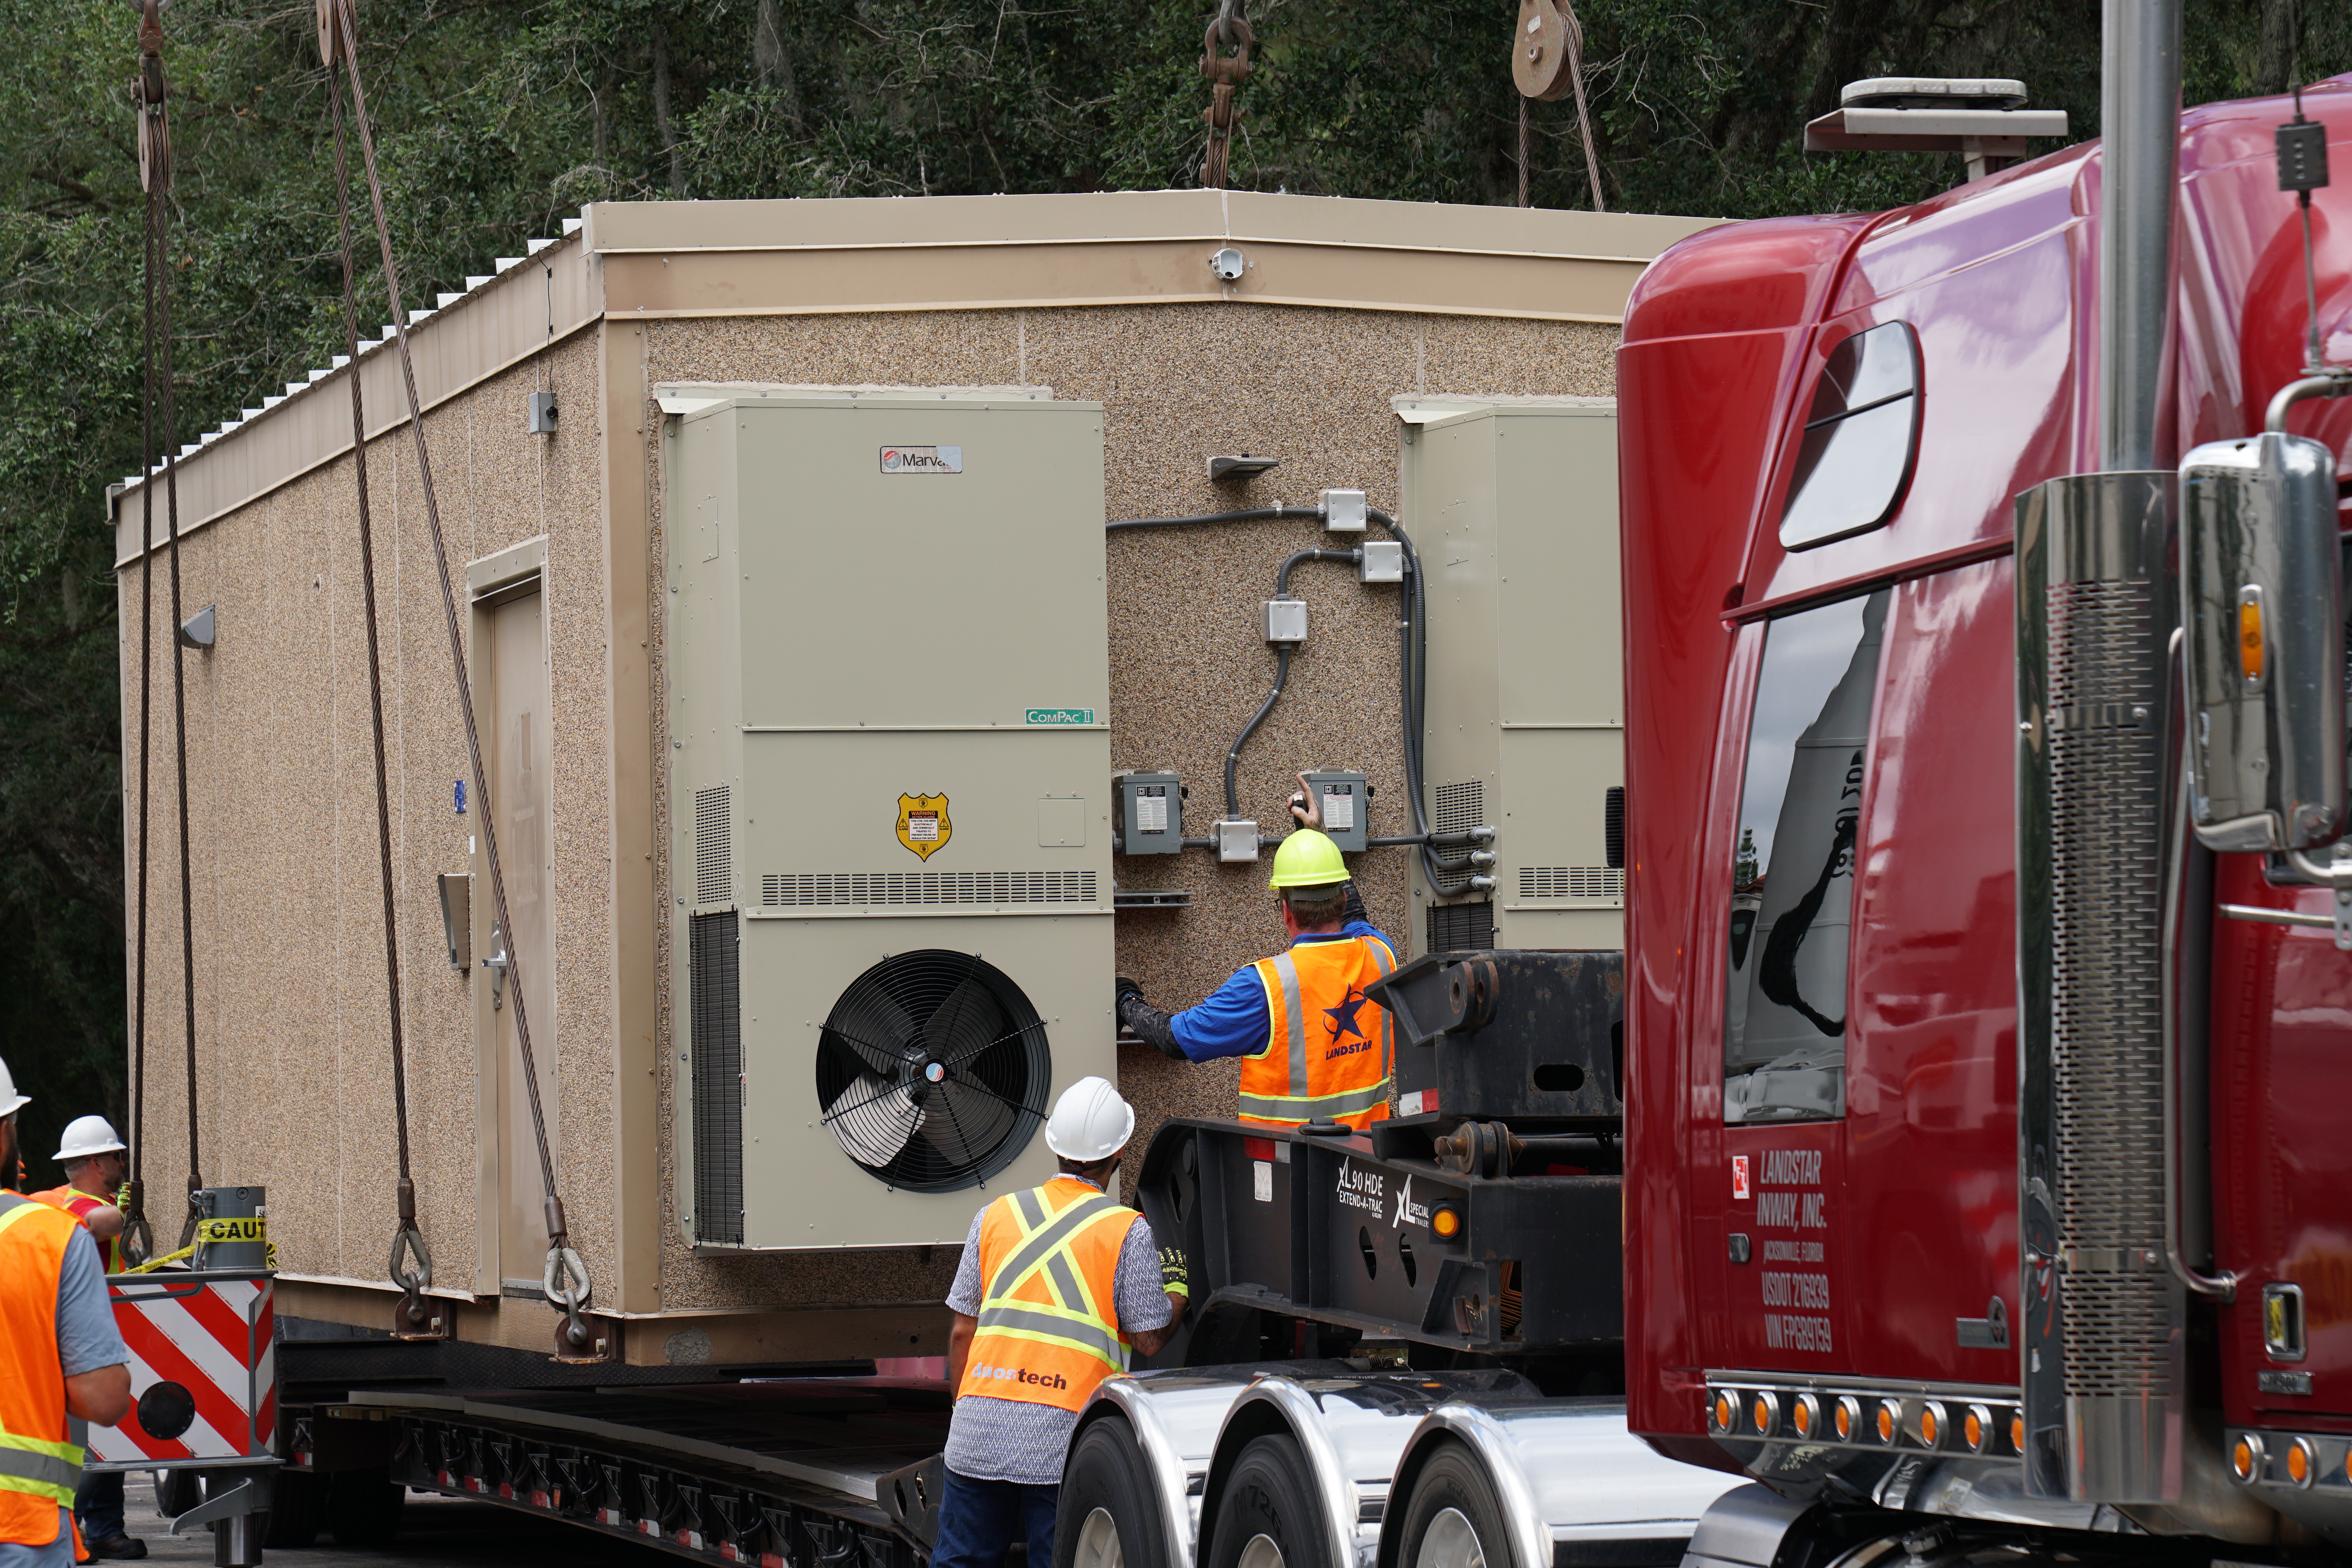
xmin=325 ymin=58 xmax=433 ymax=1327
xmin=323 ymin=0 xmax=590 ymax=1353
xmin=126 ymin=0 xmax=207 ymax=1251
xmin=122 ymin=3 xmax=174 ymax=1265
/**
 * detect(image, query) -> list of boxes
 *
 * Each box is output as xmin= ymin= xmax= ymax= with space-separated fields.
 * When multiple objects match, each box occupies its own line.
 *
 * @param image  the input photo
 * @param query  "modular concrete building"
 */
xmin=108 ymin=189 xmax=1713 ymax=1367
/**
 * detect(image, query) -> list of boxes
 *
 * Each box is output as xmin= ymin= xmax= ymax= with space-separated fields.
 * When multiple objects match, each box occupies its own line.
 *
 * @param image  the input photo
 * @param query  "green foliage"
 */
xmin=0 ymin=0 xmax=2343 ymax=1168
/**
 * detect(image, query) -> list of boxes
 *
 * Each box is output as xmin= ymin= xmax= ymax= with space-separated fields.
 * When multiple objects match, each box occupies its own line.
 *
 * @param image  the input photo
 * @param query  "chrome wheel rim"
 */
xmin=1074 ymin=1507 xmax=1123 ymax=1568
xmin=1416 ymin=1508 xmax=1484 ymax=1568
xmin=1238 ymin=1532 xmax=1286 ymax=1568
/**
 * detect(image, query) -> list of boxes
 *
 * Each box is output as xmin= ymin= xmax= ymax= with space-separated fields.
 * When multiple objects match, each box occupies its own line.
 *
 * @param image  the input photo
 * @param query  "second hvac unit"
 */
xmin=1396 ymin=399 xmax=1624 ymax=957
xmin=665 ymin=388 xmax=1114 ymax=1250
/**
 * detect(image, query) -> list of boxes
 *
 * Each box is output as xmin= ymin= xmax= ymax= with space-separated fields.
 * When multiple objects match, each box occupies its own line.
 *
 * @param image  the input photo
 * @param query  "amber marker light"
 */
xmin=1834 ymin=1396 xmax=1860 ymax=1441
xmin=1874 ymin=1403 xmax=1897 ymax=1444
xmin=1918 ymin=1401 xmax=1944 ymax=1449
xmin=1430 ymin=1205 xmax=1463 ymax=1240
xmin=1963 ymin=1404 xmax=1991 ymax=1454
xmin=1791 ymin=1394 xmax=1820 ymax=1440
xmin=1751 ymin=1391 xmax=1779 ymax=1436
xmin=1712 ymin=1392 xmax=1736 ymax=1434
xmin=2232 ymin=1434 xmax=2262 ymax=1483
xmin=2288 ymin=1438 xmax=2315 ymax=1488
xmin=2239 ymin=586 xmax=2267 ymax=688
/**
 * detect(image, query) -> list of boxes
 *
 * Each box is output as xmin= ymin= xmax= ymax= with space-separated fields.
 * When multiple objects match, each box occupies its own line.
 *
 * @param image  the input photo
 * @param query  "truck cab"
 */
xmin=1620 ymin=74 xmax=2352 ymax=1554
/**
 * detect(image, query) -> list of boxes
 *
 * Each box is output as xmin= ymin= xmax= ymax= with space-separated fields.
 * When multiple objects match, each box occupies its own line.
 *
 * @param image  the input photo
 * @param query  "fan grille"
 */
xmin=814 ymin=950 xmax=1049 ymax=1193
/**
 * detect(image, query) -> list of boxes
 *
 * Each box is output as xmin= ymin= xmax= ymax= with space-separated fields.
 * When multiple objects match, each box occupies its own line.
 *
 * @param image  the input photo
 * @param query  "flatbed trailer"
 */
xmin=249 ymin=949 xmax=1736 ymax=1568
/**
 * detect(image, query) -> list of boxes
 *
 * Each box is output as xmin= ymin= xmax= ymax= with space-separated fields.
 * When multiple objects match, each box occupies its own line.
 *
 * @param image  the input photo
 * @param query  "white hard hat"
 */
xmin=1044 ymin=1076 xmax=1135 ymax=1162
xmin=54 ymin=1115 xmax=126 ymax=1164
xmin=0 ymin=1057 xmax=23 ymax=1120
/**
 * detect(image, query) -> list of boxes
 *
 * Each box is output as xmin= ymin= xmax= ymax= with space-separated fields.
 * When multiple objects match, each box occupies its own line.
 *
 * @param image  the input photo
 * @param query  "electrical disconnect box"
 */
xmin=664 ymin=387 xmax=1114 ymax=1251
xmin=1396 ymin=398 xmax=1623 ymax=957
xmin=1299 ymin=769 xmax=1370 ymax=853
xmin=1116 ymin=771 xmax=1184 ymax=855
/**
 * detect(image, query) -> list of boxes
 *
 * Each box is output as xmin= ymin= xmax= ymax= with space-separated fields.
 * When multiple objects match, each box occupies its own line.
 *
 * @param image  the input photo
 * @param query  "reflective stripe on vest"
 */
xmin=1239 ymin=934 xmax=1397 ymax=1129
xmin=959 ymin=1178 xmax=1138 ymax=1413
xmin=0 ymin=1196 xmax=85 ymax=1528
xmin=25 ymin=1187 xmax=121 ymax=1274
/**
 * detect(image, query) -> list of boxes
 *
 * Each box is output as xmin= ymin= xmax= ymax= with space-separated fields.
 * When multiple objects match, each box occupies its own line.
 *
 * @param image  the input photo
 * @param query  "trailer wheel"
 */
xmin=1393 ymin=1443 xmax=1512 ymax=1568
xmin=1204 ymin=1434 xmax=1330 ymax=1568
xmin=327 ymin=1466 xmax=406 ymax=1546
xmin=1057 ymin=1417 xmax=1168 ymax=1568
xmin=154 ymin=1468 xmax=200 ymax=1518
xmin=262 ymin=1467 xmax=323 ymax=1548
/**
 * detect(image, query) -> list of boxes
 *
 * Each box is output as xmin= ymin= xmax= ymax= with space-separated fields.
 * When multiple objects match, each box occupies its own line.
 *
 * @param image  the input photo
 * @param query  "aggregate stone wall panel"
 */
xmin=107 ymin=191 xmax=1706 ymax=1339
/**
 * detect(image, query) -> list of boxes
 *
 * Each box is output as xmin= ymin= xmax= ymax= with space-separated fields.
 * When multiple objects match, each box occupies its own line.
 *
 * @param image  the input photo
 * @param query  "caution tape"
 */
xmin=122 ymin=1216 xmax=276 ymax=1274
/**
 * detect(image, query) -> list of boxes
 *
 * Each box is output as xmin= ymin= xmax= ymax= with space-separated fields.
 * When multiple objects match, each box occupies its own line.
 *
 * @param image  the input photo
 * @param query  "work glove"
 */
xmin=1341 ymin=880 xmax=1368 ymax=928
xmin=1158 ymin=1245 xmax=1190 ymax=1301
xmin=1118 ymin=987 xmax=1189 ymax=1061
xmin=1115 ymin=975 xmax=1145 ymax=1009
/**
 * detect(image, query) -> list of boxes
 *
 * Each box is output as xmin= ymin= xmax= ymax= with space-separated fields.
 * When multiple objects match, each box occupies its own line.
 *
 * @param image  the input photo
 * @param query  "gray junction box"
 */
xmin=1300 ymin=768 xmax=1371 ymax=853
xmin=1116 ymin=771 xmax=1185 ymax=855
xmin=1396 ymin=399 xmax=1624 ymax=957
xmin=664 ymin=389 xmax=1115 ymax=1250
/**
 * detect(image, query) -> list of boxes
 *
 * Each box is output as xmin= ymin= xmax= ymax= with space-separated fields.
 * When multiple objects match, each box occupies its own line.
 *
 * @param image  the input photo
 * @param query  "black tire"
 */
xmin=1204 ymin=1434 xmax=1332 ymax=1568
xmin=1393 ymin=1443 xmax=1514 ymax=1568
xmin=154 ymin=1468 xmax=200 ymax=1518
xmin=328 ymin=1466 xmax=406 ymax=1547
xmin=1055 ymin=1417 xmax=1170 ymax=1568
xmin=263 ymin=1467 xmax=323 ymax=1548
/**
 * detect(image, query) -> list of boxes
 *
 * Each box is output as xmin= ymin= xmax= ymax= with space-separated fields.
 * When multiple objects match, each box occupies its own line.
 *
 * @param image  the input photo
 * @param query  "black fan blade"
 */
xmin=829 ymin=981 xmax=922 ymax=1076
xmin=922 ymin=980 xmax=999 ymax=1064
xmin=924 ymin=1076 xmax=1015 ymax=1169
xmin=826 ymin=1073 xmax=924 ymax=1167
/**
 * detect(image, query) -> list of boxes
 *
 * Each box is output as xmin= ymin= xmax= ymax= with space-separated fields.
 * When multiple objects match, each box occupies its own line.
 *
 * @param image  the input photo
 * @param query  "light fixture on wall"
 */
xmin=178 ymin=604 xmax=216 ymax=649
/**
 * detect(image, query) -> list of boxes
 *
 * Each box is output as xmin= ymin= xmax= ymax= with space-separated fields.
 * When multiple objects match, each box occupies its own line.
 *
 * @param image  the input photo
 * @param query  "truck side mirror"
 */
xmin=2181 ymin=430 xmax=2346 ymax=852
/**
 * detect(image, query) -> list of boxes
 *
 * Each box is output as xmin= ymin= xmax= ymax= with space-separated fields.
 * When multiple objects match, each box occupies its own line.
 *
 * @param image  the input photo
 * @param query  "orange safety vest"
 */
xmin=0 ymin=1192 xmax=89 ymax=1547
xmin=956 ymin=1176 xmax=1140 ymax=1414
xmin=27 ymin=1187 xmax=121 ymax=1274
xmin=1240 ymin=932 xmax=1398 ymax=1130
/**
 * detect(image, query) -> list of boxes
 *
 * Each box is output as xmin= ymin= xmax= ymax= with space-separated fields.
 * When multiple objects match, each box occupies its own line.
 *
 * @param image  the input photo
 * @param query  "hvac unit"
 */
xmin=1395 ymin=399 xmax=1623 ymax=957
xmin=664 ymin=388 xmax=1114 ymax=1250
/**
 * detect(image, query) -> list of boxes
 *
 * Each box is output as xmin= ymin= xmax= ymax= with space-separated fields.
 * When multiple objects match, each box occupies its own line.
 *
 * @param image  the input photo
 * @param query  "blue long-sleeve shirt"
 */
xmin=1169 ymin=923 xmax=1396 ymax=1062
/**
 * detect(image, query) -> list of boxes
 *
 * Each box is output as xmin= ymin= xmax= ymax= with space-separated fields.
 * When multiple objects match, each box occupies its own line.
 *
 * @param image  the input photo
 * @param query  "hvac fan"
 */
xmin=815 ymin=951 xmax=1051 ymax=1192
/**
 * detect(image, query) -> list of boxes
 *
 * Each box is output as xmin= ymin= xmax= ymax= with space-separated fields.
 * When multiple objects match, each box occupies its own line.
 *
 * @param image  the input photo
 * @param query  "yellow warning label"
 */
xmin=196 ymin=1216 xmax=268 ymax=1245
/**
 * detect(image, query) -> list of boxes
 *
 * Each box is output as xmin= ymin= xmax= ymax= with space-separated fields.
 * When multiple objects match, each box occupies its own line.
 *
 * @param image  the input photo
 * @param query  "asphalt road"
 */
xmin=119 ymin=1480 xmax=679 ymax=1567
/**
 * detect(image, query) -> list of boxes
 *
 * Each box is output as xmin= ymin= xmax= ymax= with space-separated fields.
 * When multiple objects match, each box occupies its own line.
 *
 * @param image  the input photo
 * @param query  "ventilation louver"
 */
xmin=815 ymin=951 xmax=1049 ymax=1193
xmin=695 ymin=786 xmax=732 ymax=907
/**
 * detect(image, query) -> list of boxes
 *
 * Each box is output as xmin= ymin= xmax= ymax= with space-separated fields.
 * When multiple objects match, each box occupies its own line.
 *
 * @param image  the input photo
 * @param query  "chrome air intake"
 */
xmin=2015 ymin=472 xmax=2186 ymax=1504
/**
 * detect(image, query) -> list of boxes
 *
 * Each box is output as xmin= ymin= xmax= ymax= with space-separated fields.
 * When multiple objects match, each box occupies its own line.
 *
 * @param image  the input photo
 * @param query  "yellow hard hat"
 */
xmin=1268 ymin=828 xmax=1348 ymax=889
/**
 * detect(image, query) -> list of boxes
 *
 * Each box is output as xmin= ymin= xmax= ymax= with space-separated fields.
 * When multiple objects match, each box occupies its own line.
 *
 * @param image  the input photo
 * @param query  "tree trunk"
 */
xmin=2258 ymin=0 xmax=2296 ymax=96
xmin=652 ymin=20 xmax=685 ymax=196
xmin=754 ymin=0 xmax=806 ymax=132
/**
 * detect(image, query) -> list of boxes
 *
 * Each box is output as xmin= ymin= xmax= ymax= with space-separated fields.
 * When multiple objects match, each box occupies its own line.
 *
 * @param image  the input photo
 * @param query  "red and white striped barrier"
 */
xmin=87 ymin=1270 xmax=276 ymax=1467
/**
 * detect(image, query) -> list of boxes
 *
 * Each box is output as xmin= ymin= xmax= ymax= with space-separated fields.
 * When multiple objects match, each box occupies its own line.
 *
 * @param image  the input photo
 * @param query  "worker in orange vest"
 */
xmin=27 ymin=1117 xmax=140 ymax=1561
xmin=28 ymin=1118 xmax=129 ymax=1273
xmin=935 ymin=1078 xmax=1186 ymax=1568
xmin=0 ymin=1058 xmax=132 ymax=1568
xmin=1116 ymin=822 xmax=1399 ymax=1129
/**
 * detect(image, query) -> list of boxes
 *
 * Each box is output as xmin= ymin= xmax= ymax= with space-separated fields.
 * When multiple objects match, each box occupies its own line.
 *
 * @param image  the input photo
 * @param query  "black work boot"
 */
xmin=84 ymin=1535 xmax=148 ymax=1560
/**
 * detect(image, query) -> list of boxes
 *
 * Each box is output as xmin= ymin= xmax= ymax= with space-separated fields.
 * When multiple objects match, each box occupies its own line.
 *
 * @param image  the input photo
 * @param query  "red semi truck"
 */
xmin=1619 ymin=58 xmax=2352 ymax=1564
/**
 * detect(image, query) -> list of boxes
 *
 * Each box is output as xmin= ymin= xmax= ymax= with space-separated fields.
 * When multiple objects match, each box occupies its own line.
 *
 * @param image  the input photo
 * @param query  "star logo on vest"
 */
xmin=1322 ymin=986 xmax=1370 ymax=1055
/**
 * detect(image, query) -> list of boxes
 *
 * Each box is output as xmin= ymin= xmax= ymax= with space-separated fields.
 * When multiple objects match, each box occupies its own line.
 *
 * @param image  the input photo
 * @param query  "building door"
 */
xmin=488 ymin=587 xmax=559 ymax=1292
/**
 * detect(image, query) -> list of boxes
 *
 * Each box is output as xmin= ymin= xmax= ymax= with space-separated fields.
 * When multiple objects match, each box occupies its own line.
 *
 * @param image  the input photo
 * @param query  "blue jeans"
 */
xmin=932 ymin=1469 xmax=1058 ymax=1568
xmin=76 ymin=1469 xmax=126 ymax=1541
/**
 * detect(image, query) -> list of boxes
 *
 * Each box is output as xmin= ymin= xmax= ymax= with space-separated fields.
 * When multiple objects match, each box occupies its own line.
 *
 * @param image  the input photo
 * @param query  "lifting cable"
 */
xmin=1198 ymin=0 xmax=1252 ymax=189
xmin=319 ymin=0 xmax=595 ymax=1357
xmin=123 ymin=0 xmax=202 ymax=1265
xmin=319 ymin=20 xmax=434 ymax=1338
